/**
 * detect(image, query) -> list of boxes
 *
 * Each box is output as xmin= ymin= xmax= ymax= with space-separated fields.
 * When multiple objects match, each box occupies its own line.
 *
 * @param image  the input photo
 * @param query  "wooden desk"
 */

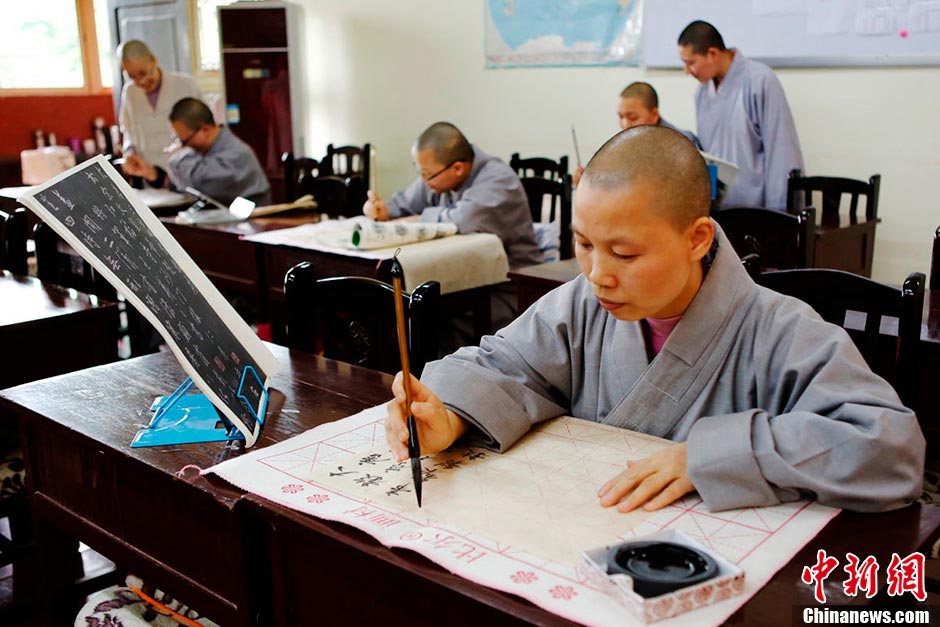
xmin=0 ymin=271 xmax=119 ymax=389
xmin=243 ymin=497 xmax=940 ymax=626
xmin=3 ymin=345 xmax=938 ymax=625
xmin=0 ymin=344 xmax=393 ymax=626
xmin=161 ymin=214 xmax=317 ymax=302
xmin=508 ymin=258 xmax=580 ymax=313
xmin=917 ymin=289 xmax=940 ymax=456
xmin=811 ymin=213 xmax=880 ymax=278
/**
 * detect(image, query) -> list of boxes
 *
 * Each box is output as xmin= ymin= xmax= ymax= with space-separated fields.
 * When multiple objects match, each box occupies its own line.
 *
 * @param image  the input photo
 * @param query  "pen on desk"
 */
xmin=571 ymin=125 xmax=582 ymax=168
xmin=390 ymin=252 xmax=422 ymax=507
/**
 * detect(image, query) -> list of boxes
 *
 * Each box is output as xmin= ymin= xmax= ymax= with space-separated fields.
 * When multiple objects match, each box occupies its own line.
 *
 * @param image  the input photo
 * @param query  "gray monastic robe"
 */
xmin=119 ymin=71 xmax=202 ymax=170
xmin=659 ymin=118 xmax=702 ymax=151
xmin=695 ymin=50 xmax=803 ymax=210
xmin=386 ymin=145 xmax=543 ymax=270
xmin=167 ymin=126 xmax=272 ymax=207
xmin=421 ymin=228 xmax=924 ymax=513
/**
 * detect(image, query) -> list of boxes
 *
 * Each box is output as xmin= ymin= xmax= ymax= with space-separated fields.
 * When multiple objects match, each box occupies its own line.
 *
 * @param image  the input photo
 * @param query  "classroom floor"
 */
xmin=0 ymin=517 xmax=121 ymax=627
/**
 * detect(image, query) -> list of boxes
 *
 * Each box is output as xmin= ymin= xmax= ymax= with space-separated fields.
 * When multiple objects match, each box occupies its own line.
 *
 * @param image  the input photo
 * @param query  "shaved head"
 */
xmin=620 ymin=81 xmax=659 ymax=110
xmin=416 ymin=122 xmax=473 ymax=164
xmin=582 ymin=126 xmax=710 ymax=230
xmin=169 ymin=97 xmax=215 ymax=130
xmin=677 ymin=21 xmax=727 ymax=55
xmin=118 ymin=39 xmax=154 ymax=63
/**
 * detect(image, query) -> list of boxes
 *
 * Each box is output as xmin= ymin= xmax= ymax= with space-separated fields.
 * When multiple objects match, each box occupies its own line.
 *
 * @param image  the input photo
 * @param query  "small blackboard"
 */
xmin=19 ymin=157 xmax=279 ymax=446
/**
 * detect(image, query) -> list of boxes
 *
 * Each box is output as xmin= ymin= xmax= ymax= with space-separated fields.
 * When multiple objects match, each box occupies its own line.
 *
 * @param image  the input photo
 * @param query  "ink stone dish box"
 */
xmin=580 ymin=529 xmax=745 ymax=623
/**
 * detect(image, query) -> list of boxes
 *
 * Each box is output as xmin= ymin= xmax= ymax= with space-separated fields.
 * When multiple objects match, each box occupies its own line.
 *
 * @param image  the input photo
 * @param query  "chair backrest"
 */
xmin=931 ymin=225 xmax=940 ymax=291
xmin=740 ymin=253 xmax=762 ymax=280
xmin=787 ymin=169 xmax=880 ymax=223
xmin=519 ymin=174 xmax=573 ymax=260
xmin=757 ymin=268 xmax=925 ymax=406
xmin=0 ymin=207 xmax=29 ymax=275
xmin=307 ymin=175 xmax=365 ymax=218
xmin=713 ymin=206 xmax=816 ymax=271
xmin=509 ymin=153 xmax=569 ymax=180
xmin=281 ymin=152 xmax=322 ymax=201
xmin=284 ymin=261 xmax=441 ymax=376
xmin=322 ymin=143 xmax=371 ymax=188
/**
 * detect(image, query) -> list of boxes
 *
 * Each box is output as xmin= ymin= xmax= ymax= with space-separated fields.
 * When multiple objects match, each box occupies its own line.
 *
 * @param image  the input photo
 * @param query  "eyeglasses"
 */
xmin=420 ymin=160 xmax=457 ymax=182
xmin=176 ymin=129 xmax=198 ymax=148
xmin=126 ymin=62 xmax=158 ymax=86
xmin=164 ymin=128 xmax=199 ymax=153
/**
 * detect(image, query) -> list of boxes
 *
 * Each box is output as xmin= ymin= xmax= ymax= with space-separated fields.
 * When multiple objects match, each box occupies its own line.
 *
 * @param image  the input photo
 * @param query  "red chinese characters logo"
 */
xmin=842 ymin=553 xmax=879 ymax=599
xmin=802 ymin=551 xmax=926 ymax=604
xmin=885 ymin=552 xmax=926 ymax=602
xmin=801 ymin=549 xmax=840 ymax=603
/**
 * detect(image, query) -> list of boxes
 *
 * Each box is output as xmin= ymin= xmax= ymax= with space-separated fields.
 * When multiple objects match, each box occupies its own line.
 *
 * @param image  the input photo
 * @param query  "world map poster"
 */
xmin=485 ymin=0 xmax=642 ymax=67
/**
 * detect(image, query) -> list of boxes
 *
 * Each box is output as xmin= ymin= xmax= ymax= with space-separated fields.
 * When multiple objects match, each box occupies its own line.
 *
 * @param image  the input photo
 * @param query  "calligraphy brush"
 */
xmin=390 ymin=253 xmax=422 ymax=507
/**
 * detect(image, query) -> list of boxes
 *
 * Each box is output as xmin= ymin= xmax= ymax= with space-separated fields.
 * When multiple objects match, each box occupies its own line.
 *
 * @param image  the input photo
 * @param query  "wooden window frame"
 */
xmin=0 ymin=0 xmax=111 ymax=96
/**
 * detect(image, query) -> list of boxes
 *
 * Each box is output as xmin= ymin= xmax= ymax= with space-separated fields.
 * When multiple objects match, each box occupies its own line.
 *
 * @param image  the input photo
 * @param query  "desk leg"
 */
xmin=33 ymin=517 xmax=83 ymax=625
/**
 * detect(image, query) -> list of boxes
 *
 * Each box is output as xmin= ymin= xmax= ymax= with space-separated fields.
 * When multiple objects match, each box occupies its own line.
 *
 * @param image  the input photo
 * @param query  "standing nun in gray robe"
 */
xmin=679 ymin=21 xmax=803 ymax=210
xmin=389 ymin=126 xmax=923 ymax=514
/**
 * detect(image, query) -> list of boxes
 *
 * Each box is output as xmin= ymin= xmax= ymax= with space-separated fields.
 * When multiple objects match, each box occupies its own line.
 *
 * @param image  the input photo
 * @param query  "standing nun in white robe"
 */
xmin=384 ymin=126 xmax=923 ymax=514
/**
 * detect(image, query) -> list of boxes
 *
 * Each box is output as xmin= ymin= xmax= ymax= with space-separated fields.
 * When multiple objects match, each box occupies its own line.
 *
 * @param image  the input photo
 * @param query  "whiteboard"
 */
xmin=642 ymin=0 xmax=940 ymax=68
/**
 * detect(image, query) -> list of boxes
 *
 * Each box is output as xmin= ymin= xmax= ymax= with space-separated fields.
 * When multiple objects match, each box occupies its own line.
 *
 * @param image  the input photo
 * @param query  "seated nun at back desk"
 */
xmin=122 ymin=97 xmax=272 ymax=208
xmin=385 ymin=126 xmax=924 ymax=515
xmin=363 ymin=122 xmax=542 ymax=337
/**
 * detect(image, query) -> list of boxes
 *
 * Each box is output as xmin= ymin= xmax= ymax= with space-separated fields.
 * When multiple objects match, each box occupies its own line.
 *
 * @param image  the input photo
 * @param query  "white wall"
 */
xmin=293 ymin=0 xmax=940 ymax=282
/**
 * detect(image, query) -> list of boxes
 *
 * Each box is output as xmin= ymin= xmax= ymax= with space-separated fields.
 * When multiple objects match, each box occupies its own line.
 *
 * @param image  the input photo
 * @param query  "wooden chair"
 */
xmin=740 ymin=253 xmax=762 ymax=280
xmin=519 ymin=174 xmax=573 ymax=260
xmin=931 ymin=225 xmax=940 ymax=290
xmin=0 ymin=206 xmax=29 ymax=275
xmin=757 ymin=268 xmax=925 ymax=407
xmin=322 ymin=143 xmax=371 ymax=188
xmin=787 ymin=169 xmax=880 ymax=224
xmin=281 ymin=152 xmax=322 ymax=202
xmin=509 ymin=153 xmax=569 ymax=180
xmin=713 ymin=206 xmax=816 ymax=271
xmin=787 ymin=169 xmax=880 ymax=278
xmin=34 ymin=222 xmax=154 ymax=358
xmin=284 ymin=261 xmax=440 ymax=376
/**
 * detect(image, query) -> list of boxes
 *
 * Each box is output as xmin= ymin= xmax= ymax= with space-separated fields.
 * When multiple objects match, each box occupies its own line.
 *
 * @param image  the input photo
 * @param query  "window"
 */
xmin=196 ymin=0 xmax=238 ymax=73
xmin=0 ymin=0 xmax=112 ymax=94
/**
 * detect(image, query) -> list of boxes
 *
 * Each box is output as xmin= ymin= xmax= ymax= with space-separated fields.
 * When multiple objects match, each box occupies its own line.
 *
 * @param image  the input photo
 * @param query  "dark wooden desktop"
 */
xmin=0 ymin=344 xmax=393 ymax=626
xmin=161 ymin=213 xmax=318 ymax=302
xmin=2 ymin=345 xmax=939 ymax=626
xmin=0 ymin=271 xmax=120 ymax=389
xmin=508 ymin=258 xmax=579 ymax=312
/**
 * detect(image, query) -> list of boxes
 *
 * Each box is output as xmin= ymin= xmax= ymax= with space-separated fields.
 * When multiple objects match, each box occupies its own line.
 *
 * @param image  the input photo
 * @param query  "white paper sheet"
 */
xmin=207 ymin=405 xmax=839 ymax=626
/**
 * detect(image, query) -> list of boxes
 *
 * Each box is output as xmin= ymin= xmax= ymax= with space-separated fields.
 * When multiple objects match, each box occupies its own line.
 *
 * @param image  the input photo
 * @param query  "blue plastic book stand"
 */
xmin=131 ymin=366 xmax=269 ymax=447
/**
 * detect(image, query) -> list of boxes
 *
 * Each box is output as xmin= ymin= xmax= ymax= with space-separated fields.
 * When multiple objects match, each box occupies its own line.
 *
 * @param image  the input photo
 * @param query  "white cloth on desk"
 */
xmin=243 ymin=218 xmax=509 ymax=294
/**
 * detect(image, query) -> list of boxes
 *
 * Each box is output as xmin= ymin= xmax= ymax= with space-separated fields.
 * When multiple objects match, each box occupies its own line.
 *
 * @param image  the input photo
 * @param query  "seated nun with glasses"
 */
xmin=363 ymin=121 xmax=542 ymax=271
xmin=122 ymin=97 xmax=272 ymax=207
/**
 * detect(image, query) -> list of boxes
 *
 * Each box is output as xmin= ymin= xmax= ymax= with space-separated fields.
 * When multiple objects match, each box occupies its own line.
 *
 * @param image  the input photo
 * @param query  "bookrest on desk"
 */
xmin=131 ymin=366 xmax=269 ymax=447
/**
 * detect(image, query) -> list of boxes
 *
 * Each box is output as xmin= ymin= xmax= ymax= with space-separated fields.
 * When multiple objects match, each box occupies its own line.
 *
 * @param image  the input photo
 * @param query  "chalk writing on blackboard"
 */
xmin=18 ymin=156 xmax=279 ymax=447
